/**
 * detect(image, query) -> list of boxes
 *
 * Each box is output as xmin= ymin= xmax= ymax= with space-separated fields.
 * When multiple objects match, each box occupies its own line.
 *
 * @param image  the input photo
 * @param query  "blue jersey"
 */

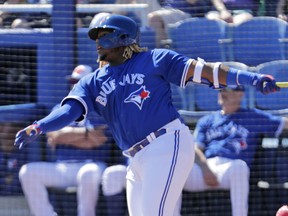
xmin=62 ymin=49 xmax=192 ymax=150
xmin=194 ymin=108 xmax=284 ymax=167
xmin=49 ymin=104 xmax=113 ymax=163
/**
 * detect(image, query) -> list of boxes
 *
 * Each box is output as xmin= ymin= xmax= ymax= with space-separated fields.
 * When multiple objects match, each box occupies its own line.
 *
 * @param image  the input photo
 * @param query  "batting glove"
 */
xmin=251 ymin=74 xmax=280 ymax=94
xmin=14 ymin=123 xmax=42 ymax=149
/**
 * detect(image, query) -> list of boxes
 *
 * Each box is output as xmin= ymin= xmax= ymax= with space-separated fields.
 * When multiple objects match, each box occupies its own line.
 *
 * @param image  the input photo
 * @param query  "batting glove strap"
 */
xmin=14 ymin=124 xmax=42 ymax=149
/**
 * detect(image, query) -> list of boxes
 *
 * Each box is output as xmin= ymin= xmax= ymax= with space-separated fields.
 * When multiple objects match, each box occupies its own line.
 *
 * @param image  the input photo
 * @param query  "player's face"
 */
xmin=96 ymin=29 xmax=125 ymax=66
xmin=218 ymin=89 xmax=244 ymax=109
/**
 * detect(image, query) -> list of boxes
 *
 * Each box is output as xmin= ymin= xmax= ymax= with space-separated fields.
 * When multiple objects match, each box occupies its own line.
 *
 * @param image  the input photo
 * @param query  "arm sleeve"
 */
xmin=37 ymin=100 xmax=85 ymax=133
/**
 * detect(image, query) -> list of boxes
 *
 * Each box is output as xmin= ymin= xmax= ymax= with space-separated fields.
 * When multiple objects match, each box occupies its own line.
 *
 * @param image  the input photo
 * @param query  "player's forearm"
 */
xmin=186 ymin=59 xmax=278 ymax=92
xmin=188 ymin=59 xmax=246 ymax=87
xmin=48 ymin=127 xmax=108 ymax=149
xmin=37 ymin=101 xmax=84 ymax=133
xmin=211 ymin=0 xmax=227 ymax=12
xmin=59 ymin=135 xmax=106 ymax=149
xmin=187 ymin=60 xmax=227 ymax=86
xmin=194 ymin=146 xmax=209 ymax=170
xmin=47 ymin=127 xmax=86 ymax=144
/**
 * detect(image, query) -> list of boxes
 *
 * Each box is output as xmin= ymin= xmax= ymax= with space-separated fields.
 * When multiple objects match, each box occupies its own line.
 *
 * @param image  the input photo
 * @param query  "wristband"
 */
xmin=29 ymin=122 xmax=42 ymax=135
xmin=226 ymin=68 xmax=260 ymax=86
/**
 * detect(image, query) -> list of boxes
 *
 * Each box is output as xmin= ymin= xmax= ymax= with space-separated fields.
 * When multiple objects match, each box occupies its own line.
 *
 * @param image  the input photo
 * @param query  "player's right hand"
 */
xmin=252 ymin=74 xmax=280 ymax=94
xmin=14 ymin=124 xmax=42 ymax=149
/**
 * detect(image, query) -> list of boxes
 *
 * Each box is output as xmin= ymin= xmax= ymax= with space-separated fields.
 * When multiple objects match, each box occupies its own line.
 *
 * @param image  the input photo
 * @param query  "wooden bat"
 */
xmin=276 ymin=82 xmax=288 ymax=88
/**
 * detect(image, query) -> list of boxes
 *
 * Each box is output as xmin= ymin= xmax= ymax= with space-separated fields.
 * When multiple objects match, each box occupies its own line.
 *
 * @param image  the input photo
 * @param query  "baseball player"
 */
xmin=18 ymin=65 xmax=113 ymax=216
xmin=178 ymin=86 xmax=288 ymax=216
xmin=14 ymin=14 xmax=280 ymax=216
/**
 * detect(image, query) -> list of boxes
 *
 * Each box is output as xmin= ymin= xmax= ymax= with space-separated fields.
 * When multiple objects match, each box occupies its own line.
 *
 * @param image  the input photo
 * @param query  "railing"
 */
xmin=0 ymin=4 xmax=149 ymax=26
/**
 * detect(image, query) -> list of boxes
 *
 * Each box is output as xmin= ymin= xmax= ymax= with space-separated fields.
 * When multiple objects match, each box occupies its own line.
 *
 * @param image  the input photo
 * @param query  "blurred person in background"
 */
xmin=147 ymin=0 xmax=211 ymax=48
xmin=111 ymin=0 xmax=141 ymax=26
xmin=206 ymin=0 xmax=259 ymax=25
xmin=87 ymin=0 xmax=142 ymax=30
xmin=0 ymin=122 xmax=28 ymax=195
xmin=0 ymin=0 xmax=30 ymax=28
xmin=76 ymin=0 xmax=116 ymax=28
xmin=277 ymin=0 xmax=288 ymax=21
xmin=0 ymin=0 xmax=51 ymax=28
xmin=18 ymin=65 xmax=114 ymax=216
xmin=177 ymin=85 xmax=288 ymax=216
xmin=0 ymin=67 xmax=29 ymax=105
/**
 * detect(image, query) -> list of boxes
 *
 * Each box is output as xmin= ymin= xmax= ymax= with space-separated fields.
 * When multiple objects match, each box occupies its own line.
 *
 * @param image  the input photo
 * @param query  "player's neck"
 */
xmin=221 ymin=105 xmax=241 ymax=115
xmin=109 ymin=56 xmax=127 ymax=66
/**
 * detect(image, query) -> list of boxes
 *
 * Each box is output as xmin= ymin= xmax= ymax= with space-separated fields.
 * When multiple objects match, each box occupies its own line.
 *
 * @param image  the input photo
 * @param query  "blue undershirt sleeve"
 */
xmin=37 ymin=99 xmax=85 ymax=133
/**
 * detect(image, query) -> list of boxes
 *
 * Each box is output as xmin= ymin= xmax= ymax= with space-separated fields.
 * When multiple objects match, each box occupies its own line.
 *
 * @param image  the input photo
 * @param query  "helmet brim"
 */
xmin=88 ymin=28 xmax=99 ymax=41
xmin=88 ymin=27 xmax=116 ymax=41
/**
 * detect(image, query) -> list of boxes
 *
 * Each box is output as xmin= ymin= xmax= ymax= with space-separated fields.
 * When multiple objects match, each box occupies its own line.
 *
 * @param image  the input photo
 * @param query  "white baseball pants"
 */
xmin=19 ymin=161 xmax=106 ymax=216
xmin=125 ymin=119 xmax=195 ymax=216
xmin=183 ymin=156 xmax=249 ymax=216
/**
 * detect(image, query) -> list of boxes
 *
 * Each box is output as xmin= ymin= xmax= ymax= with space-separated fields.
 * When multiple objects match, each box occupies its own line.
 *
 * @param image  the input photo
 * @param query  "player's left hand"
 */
xmin=14 ymin=124 xmax=42 ymax=149
xmin=253 ymin=74 xmax=280 ymax=94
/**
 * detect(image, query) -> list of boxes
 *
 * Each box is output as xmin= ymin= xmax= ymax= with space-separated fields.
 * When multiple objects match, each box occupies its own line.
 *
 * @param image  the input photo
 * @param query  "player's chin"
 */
xmin=99 ymin=54 xmax=108 ymax=61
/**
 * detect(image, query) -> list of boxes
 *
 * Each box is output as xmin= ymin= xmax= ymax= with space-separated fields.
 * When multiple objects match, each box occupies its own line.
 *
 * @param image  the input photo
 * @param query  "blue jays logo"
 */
xmin=124 ymin=86 xmax=150 ymax=110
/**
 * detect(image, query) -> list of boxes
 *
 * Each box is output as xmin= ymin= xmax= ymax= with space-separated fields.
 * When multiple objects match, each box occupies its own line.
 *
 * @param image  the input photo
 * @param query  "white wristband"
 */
xmin=193 ymin=57 xmax=206 ymax=83
xmin=213 ymin=62 xmax=221 ymax=88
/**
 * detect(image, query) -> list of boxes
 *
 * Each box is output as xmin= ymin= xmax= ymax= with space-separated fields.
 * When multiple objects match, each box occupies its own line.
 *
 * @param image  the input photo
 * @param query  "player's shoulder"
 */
xmin=197 ymin=111 xmax=220 ymax=124
xmin=251 ymin=108 xmax=279 ymax=119
xmin=241 ymin=108 xmax=268 ymax=117
xmin=150 ymin=48 xmax=180 ymax=56
xmin=140 ymin=48 xmax=184 ymax=64
xmin=77 ymin=67 xmax=106 ymax=86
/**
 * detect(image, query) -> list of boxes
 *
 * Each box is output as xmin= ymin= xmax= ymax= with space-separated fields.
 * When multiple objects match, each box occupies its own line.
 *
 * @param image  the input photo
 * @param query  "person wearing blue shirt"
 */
xmin=0 ymin=122 xmax=28 ymax=195
xmin=14 ymin=15 xmax=280 ymax=216
xmin=18 ymin=65 xmax=113 ymax=216
xmin=179 ymin=85 xmax=288 ymax=216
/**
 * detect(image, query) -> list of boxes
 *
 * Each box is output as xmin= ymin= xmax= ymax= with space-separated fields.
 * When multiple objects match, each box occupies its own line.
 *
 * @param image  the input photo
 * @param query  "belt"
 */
xmin=123 ymin=128 xmax=167 ymax=158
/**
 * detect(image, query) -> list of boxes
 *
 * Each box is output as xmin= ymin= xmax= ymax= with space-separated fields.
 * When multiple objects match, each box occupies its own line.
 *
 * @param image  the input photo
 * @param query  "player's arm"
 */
xmin=47 ymin=125 xmax=108 ymax=149
xmin=14 ymin=99 xmax=84 ymax=149
xmin=280 ymin=117 xmax=288 ymax=139
xmin=194 ymin=146 xmax=219 ymax=187
xmin=185 ymin=59 xmax=280 ymax=94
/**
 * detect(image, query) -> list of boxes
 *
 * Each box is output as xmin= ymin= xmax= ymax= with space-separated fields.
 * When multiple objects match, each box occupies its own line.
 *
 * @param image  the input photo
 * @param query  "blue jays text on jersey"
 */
xmin=95 ymin=73 xmax=145 ymax=107
xmin=205 ymin=121 xmax=249 ymax=155
xmin=61 ymin=49 xmax=193 ymax=150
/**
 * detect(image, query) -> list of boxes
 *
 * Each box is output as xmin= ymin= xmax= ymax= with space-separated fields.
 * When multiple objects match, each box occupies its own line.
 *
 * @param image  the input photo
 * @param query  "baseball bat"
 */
xmin=276 ymin=82 xmax=288 ymax=88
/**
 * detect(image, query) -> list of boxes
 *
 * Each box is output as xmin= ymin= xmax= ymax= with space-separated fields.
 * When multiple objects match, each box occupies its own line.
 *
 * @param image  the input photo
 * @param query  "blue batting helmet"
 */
xmin=88 ymin=14 xmax=139 ymax=49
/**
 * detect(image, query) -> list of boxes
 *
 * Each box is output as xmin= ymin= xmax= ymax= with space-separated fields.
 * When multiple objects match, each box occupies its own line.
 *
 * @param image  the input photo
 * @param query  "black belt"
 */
xmin=123 ymin=128 xmax=167 ymax=158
